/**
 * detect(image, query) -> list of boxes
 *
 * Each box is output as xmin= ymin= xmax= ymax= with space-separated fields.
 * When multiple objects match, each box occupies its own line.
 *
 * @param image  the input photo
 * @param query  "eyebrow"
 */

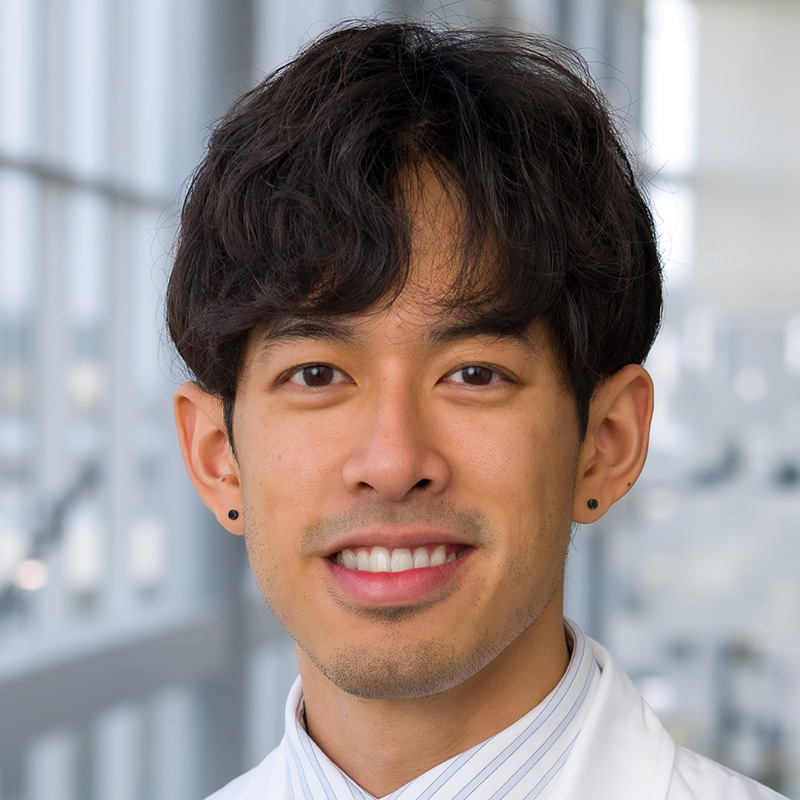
xmin=426 ymin=316 xmax=537 ymax=349
xmin=257 ymin=311 xmax=538 ymax=353
xmin=258 ymin=317 xmax=362 ymax=352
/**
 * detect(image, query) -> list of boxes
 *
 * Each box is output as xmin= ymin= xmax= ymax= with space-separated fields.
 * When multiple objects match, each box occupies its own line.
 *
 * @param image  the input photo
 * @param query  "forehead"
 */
xmin=399 ymin=163 xmax=496 ymax=297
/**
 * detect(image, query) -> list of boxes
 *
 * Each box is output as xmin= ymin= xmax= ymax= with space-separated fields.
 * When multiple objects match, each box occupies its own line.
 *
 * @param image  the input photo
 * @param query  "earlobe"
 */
xmin=573 ymin=365 xmax=654 ymax=524
xmin=173 ymin=382 xmax=243 ymax=535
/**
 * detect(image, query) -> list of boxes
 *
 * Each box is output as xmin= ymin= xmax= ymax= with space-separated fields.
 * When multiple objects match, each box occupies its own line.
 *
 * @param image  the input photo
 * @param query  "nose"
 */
xmin=341 ymin=384 xmax=450 ymax=501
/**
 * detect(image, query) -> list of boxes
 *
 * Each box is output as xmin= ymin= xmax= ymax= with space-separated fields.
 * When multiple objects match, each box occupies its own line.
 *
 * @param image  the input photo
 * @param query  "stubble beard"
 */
xmin=293 ymin=553 xmax=565 ymax=701
xmin=246 ymin=498 xmax=568 ymax=701
xmin=300 ymin=633 xmax=484 ymax=700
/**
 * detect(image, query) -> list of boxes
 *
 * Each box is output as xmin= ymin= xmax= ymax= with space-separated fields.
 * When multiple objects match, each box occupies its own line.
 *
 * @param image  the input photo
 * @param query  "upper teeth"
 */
xmin=336 ymin=545 xmax=457 ymax=572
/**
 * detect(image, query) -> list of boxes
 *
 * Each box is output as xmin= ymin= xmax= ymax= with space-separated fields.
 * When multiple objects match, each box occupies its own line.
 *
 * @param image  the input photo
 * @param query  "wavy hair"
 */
xmin=167 ymin=21 xmax=662 ymax=438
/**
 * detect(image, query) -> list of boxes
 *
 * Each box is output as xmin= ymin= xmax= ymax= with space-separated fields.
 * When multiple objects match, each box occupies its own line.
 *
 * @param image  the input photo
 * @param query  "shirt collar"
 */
xmin=282 ymin=619 xmax=599 ymax=800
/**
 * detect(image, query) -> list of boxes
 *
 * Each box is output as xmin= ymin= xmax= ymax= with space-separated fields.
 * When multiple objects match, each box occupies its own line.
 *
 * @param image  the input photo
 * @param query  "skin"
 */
xmin=175 ymin=170 xmax=654 ymax=797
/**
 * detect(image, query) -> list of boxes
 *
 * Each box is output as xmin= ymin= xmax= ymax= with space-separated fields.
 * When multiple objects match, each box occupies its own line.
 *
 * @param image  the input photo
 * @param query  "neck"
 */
xmin=298 ymin=614 xmax=570 ymax=798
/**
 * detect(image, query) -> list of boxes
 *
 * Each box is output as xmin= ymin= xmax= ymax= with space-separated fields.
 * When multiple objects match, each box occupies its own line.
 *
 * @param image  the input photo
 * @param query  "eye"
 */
xmin=447 ymin=365 xmax=501 ymax=386
xmin=286 ymin=364 xmax=349 ymax=387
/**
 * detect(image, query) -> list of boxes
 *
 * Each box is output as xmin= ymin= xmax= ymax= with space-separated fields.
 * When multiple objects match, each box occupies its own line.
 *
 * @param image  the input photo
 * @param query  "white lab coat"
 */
xmin=207 ymin=637 xmax=787 ymax=799
xmin=552 ymin=638 xmax=786 ymax=799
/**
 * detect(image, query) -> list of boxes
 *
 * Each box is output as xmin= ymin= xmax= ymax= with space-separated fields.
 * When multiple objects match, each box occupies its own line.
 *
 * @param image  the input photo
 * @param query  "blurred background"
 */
xmin=0 ymin=0 xmax=798 ymax=797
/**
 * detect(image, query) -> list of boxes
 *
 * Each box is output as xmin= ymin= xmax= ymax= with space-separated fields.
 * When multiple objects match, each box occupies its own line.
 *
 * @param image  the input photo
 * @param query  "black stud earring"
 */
xmin=227 ymin=509 xmax=239 ymax=520
xmin=587 ymin=498 xmax=599 ymax=510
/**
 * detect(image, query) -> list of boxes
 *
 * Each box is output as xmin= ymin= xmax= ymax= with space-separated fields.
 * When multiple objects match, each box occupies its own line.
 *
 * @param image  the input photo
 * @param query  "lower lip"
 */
xmin=326 ymin=550 xmax=472 ymax=605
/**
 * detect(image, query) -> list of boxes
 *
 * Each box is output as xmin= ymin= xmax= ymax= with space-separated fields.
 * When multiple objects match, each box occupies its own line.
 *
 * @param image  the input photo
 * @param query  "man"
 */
xmin=167 ymin=21 xmax=786 ymax=800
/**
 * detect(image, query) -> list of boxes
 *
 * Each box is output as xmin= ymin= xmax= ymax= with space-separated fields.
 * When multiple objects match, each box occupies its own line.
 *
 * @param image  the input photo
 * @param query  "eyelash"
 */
xmin=281 ymin=362 xmax=512 ymax=389
xmin=444 ymin=364 xmax=506 ymax=386
xmin=284 ymin=364 xmax=351 ymax=388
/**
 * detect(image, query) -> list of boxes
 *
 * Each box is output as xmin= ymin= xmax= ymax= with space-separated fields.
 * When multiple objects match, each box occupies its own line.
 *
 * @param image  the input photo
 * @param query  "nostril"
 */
xmin=413 ymin=478 xmax=432 ymax=490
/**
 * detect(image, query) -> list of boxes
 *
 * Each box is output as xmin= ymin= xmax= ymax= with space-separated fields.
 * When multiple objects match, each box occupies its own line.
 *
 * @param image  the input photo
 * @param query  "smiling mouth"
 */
xmin=334 ymin=545 xmax=468 ymax=573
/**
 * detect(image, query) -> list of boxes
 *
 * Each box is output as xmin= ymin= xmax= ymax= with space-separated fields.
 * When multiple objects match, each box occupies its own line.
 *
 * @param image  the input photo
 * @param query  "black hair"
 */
xmin=167 ymin=20 xmax=662 ymax=440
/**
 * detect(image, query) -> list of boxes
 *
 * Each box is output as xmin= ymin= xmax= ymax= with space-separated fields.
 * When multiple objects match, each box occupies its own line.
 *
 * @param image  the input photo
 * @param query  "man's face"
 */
xmin=231 ymin=175 xmax=583 ymax=700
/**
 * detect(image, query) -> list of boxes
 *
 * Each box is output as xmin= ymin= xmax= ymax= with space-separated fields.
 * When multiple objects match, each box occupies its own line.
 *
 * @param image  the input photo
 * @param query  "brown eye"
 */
xmin=293 ymin=365 xmax=336 ymax=386
xmin=455 ymin=366 xmax=498 ymax=386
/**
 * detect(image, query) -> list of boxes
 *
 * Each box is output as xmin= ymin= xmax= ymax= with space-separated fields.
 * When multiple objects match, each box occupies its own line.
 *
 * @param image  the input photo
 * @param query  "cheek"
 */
xmin=234 ymin=411 xmax=353 ymax=612
xmin=239 ymin=472 xmax=318 ymax=630
xmin=443 ymin=406 xmax=578 ymax=500
xmin=451 ymin=409 xmax=577 ymax=574
xmin=239 ymin=408 xmax=349 ymax=512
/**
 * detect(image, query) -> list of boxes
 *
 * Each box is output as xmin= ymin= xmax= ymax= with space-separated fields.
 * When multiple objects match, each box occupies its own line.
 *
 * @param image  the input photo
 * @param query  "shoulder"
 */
xmin=204 ymin=748 xmax=283 ymax=800
xmin=667 ymin=745 xmax=787 ymax=800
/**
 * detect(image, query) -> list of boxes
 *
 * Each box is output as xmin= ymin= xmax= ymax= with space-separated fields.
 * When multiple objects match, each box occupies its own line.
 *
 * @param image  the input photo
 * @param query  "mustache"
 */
xmin=300 ymin=498 xmax=494 ymax=554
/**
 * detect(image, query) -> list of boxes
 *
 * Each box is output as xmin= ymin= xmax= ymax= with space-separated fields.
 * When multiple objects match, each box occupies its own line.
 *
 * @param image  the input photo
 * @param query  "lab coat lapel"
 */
xmin=551 ymin=638 xmax=676 ymax=800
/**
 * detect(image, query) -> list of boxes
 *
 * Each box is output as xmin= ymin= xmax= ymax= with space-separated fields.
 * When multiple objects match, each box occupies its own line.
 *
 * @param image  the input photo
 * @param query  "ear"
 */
xmin=572 ymin=365 xmax=654 ymax=524
xmin=173 ymin=382 xmax=243 ymax=535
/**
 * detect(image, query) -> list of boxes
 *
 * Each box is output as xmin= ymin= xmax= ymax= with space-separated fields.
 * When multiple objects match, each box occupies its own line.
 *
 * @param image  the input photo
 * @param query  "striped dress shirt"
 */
xmin=282 ymin=620 xmax=600 ymax=800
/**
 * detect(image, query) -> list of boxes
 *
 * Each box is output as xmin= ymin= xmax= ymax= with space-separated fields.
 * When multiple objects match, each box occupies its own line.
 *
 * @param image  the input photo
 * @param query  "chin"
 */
xmin=301 ymin=635 xmax=506 ymax=700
